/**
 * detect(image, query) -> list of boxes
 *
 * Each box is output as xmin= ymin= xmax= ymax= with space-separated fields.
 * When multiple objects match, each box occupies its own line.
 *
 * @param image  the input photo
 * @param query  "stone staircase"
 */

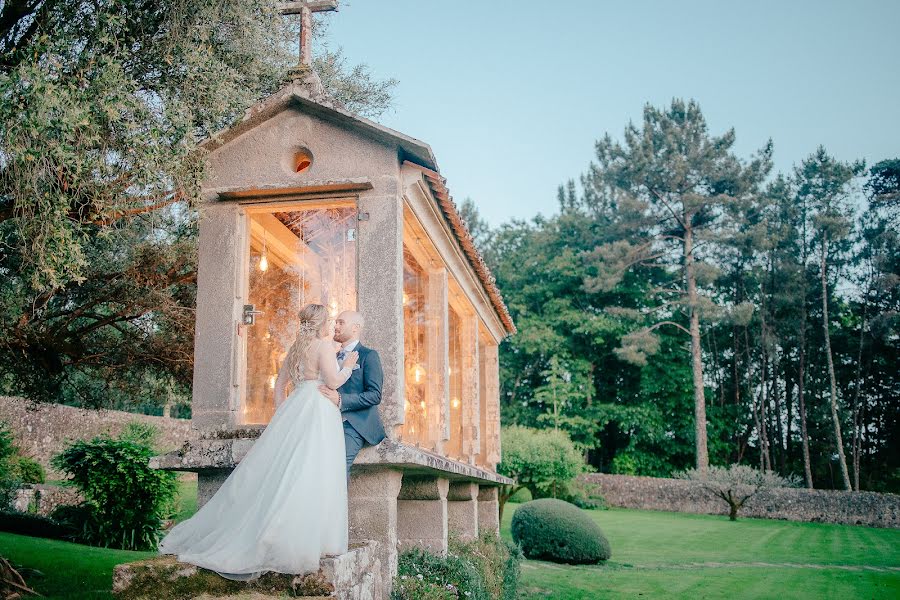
xmin=112 ymin=541 xmax=381 ymax=600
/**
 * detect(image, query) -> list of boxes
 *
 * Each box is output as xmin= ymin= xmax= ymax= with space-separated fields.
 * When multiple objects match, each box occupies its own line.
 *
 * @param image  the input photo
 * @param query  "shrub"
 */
xmin=675 ymin=464 xmax=800 ymax=521
xmin=496 ymin=426 xmax=587 ymax=520
xmin=511 ymin=498 xmax=611 ymax=564
xmin=119 ymin=420 xmax=161 ymax=450
xmin=392 ymin=531 xmax=521 ymax=600
xmin=508 ymin=487 xmax=532 ymax=503
xmin=9 ymin=456 xmax=46 ymax=484
xmin=553 ymin=477 xmax=607 ymax=510
xmin=0 ymin=509 xmax=74 ymax=540
xmin=50 ymin=435 xmax=178 ymax=550
xmin=0 ymin=421 xmax=20 ymax=509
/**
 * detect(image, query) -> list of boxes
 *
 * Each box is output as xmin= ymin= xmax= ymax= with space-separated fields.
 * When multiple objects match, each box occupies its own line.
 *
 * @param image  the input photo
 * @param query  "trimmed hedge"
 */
xmin=511 ymin=498 xmax=611 ymax=564
xmin=0 ymin=510 xmax=74 ymax=540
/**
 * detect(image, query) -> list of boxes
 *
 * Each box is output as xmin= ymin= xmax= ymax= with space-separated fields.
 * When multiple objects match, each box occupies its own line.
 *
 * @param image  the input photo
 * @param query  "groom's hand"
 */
xmin=319 ymin=386 xmax=341 ymax=408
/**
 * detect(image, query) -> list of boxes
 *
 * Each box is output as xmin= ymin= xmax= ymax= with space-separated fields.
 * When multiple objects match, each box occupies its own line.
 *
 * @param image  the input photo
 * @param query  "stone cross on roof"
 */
xmin=277 ymin=0 xmax=339 ymax=66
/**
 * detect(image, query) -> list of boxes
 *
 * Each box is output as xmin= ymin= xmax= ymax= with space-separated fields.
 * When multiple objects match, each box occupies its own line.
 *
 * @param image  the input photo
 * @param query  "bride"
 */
xmin=158 ymin=303 xmax=359 ymax=580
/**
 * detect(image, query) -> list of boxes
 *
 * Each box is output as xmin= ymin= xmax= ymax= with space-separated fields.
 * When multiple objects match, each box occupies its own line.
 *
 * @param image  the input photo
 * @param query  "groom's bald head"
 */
xmin=334 ymin=310 xmax=364 ymax=343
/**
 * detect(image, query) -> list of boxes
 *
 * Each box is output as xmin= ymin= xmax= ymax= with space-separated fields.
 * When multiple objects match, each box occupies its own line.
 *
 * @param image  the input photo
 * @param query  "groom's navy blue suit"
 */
xmin=339 ymin=343 xmax=386 ymax=480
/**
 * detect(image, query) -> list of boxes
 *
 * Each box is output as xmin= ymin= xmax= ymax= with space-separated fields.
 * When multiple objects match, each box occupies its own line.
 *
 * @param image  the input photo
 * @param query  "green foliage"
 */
xmin=0 ymin=509 xmax=74 ymax=540
xmin=0 ymin=421 xmax=20 ymax=509
xmin=118 ymin=421 xmax=162 ymax=452
xmin=497 ymin=426 xmax=587 ymax=517
xmin=392 ymin=532 xmax=521 ymax=600
xmin=510 ymin=499 xmax=611 ymax=564
xmin=50 ymin=434 xmax=178 ymax=550
xmin=8 ymin=456 xmax=46 ymax=484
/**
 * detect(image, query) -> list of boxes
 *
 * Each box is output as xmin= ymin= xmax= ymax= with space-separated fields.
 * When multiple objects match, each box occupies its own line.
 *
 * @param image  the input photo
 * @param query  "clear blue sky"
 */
xmin=324 ymin=1 xmax=899 ymax=226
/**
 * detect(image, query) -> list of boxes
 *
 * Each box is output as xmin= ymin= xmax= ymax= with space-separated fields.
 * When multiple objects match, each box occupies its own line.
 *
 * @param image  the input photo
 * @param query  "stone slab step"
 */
xmin=112 ymin=540 xmax=381 ymax=600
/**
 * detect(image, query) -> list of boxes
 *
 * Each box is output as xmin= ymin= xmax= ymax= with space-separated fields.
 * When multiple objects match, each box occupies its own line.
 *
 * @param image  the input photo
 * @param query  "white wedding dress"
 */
xmin=158 ymin=338 xmax=351 ymax=581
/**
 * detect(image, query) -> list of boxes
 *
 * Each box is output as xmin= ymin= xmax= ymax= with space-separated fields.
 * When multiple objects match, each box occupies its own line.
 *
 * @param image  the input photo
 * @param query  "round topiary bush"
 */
xmin=510 ymin=498 xmax=611 ymax=564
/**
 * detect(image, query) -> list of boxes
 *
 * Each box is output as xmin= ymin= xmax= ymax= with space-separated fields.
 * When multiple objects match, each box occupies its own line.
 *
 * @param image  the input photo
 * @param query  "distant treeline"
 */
xmin=466 ymin=100 xmax=898 ymax=493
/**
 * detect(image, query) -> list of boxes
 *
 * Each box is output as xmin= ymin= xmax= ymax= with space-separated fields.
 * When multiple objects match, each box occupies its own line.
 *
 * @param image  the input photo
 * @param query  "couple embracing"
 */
xmin=159 ymin=303 xmax=386 ymax=581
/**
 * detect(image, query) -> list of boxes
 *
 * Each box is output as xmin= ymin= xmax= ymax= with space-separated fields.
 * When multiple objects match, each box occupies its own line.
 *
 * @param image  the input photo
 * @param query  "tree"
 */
xmin=496 ymin=426 xmax=586 ymax=521
xmin=794 ymin=147 xmax=865 ymax=491
xmin=585 ymin=99 xmax=772 ymax=474
xmin=676 ymin=464 xmax=800 ymax=521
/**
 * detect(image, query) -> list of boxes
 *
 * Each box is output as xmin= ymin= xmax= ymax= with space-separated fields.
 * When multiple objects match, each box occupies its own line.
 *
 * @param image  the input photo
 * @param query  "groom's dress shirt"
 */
xmin=337 ymin=339 xmax=359 ymax=421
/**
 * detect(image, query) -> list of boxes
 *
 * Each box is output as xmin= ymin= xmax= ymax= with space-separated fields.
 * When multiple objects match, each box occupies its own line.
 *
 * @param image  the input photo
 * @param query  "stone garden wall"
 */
xmin=580 ymin=473 xmax=900 ymax=528
xmin=0 ymin=396 xmax=192 ymax=480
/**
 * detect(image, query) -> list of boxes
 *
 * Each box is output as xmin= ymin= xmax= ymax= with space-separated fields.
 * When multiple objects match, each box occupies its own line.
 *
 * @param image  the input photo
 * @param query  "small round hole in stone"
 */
xmin=294 ymin=149 xmax=313 ymax=173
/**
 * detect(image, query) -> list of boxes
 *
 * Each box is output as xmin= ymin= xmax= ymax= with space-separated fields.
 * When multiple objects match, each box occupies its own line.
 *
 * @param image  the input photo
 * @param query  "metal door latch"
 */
xmin=242 ymin=304 xmax=263 ymax=325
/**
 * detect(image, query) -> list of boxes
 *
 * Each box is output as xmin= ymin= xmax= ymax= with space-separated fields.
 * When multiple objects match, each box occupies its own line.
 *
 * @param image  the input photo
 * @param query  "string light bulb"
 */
xmin=451 ymin=397 xmax=460 ymax=409
xmin=412 ymin=364 xmax=426 ymax=384
xmin=259 ymin=230 xmax=269 ymax=272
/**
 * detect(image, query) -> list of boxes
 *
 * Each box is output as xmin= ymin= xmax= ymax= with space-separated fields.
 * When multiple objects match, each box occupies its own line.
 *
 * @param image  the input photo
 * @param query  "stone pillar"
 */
xmin=348 ymin=468 xmax=403 ymax=599
xmin=476 ymin=341 xmax=501 ymax=469
xmin=197 ymin=469 xmax=231 ymax=509
xmin=357 ymin=188 xmax=404 ymax=440
xmin=425 ymin=268 xmax=449 ymax=454
xmin=477 ymin=486 xmax=500 ymax=538
xmin=447 ymin=482 xmax=479 ymax=543
xmin=461 ymin=318 xmax=480 ymax=464
xmin=397 ymin=475 xmax=449 ymax=555
xmin=192 ymin=202 xmax=245 ymax=435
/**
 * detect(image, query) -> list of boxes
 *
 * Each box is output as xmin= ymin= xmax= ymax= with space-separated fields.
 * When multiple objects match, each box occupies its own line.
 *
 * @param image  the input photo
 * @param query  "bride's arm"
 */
xmin=318 ymin=340 xmax=352 ymax=389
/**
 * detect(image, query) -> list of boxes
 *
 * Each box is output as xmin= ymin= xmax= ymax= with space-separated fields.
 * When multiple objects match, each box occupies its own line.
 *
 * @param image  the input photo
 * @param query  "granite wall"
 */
xmin=581 ymin=473 xmax=900 ymax=528
xmin=0 ymin=396 xmax=192 ymax=479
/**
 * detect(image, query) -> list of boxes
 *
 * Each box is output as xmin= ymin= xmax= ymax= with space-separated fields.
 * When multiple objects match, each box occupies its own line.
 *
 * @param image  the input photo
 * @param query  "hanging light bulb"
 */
xmin=419 ymin=400 xmax=426 ymax=410
xmin=259 ymin=229 xmax=269 ymax=272
xmin=269 ymin=375 xmax=277 ymax=389
xmin=329 ymin=299 xmax=339 ymax=317
xmin=412 ymin=364 xmax=427 ymax=384
xmin=451 ymin=397 xmax=460 ymax=409
xmin=402 ymin=292 xmax=410 ymax=306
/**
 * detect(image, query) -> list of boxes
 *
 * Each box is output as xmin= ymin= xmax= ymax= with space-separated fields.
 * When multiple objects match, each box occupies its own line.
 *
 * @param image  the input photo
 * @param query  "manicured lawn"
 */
xmin=0 ymin=531 xmax=154 ymax=599
xmin=0 ymin=479 xmax=197 ymax=599
xmin=500 ymin=502 xmax=900 ymax=599
xmin=2 ymin=485 xmax=898 ymax=598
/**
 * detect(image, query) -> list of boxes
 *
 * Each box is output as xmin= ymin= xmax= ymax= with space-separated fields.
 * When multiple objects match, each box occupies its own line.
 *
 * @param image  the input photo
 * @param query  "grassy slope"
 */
xmin=501 ymin=502 xmax=900 ymax=599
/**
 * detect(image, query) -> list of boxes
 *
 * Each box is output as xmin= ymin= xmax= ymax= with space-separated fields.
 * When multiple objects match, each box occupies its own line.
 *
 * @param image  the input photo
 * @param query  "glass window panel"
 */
xmin=244 ymin=203 xmax=357 ymax=424
xmin=447 ymin=307 xmax=463 ymax=458
xmin=402 ymin=246 xmax=428 ymax=445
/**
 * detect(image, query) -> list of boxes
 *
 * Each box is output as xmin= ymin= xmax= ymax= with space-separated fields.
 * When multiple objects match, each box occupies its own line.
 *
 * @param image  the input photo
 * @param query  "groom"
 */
xmin=319 ymin=311 xmax=387 ymax=483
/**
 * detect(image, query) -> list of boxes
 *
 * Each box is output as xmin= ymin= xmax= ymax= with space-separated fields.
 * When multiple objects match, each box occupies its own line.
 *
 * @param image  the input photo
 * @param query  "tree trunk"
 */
xmin=851 ymin=287 xmax=868 ymax=492
xmin=684 ymin=224 xmax=709 ymax=473
xmin=798 ymin=330 xmax=814 ymax=489
xmin=820 ymin=238 xmax=852 ymax=490
xmin=729 ymin=502 xmax=739 ymax=521
xmin=785 ymin=369 xmax=794 ymax=467
xmin=759 ymin=338 xmax=772 ymax=472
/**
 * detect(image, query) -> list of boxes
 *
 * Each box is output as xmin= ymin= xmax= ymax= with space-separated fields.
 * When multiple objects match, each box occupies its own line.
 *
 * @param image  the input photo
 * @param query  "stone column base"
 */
xmin=348 ymin=468 xmax=403 ymax=599
xmin=477 ymin=485 xmax=500 ymax=537
xmin=397 ymin=475 xmax=449 ymax=555
xmin=447 ymin=482 xmax=479 ymax=542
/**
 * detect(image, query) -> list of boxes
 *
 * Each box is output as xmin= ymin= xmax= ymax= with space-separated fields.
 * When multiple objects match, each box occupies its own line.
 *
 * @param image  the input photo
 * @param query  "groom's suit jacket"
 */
xmin=339 ymin=343 xmax=387 ymax=446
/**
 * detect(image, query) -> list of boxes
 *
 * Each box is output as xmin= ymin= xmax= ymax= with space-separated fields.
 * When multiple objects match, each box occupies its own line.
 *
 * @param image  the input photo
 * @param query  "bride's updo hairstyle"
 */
xmin=284 ymin=303 xmax=328 ymax=383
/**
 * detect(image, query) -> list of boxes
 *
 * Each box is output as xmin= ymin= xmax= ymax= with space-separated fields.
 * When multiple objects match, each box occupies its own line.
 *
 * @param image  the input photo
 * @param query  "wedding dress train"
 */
xmin=158 ymin=341 xmax=349 ymax=581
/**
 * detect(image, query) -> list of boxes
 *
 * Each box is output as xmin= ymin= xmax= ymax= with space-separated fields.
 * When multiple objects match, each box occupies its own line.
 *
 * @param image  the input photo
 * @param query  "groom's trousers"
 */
xmin=343 ymin=420 xmax=366 ymax=485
